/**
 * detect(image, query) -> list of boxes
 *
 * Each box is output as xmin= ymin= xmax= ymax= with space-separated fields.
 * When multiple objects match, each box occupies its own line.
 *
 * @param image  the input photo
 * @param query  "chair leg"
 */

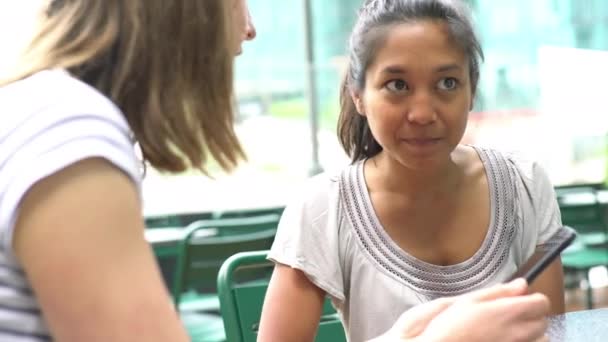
xmin=585 ymin=271 xmax=594 ymax=309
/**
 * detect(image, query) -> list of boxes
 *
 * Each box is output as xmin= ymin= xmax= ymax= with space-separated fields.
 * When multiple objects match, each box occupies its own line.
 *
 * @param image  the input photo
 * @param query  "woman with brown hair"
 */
xmin=0 ymin=0 xmax=254 ymax=340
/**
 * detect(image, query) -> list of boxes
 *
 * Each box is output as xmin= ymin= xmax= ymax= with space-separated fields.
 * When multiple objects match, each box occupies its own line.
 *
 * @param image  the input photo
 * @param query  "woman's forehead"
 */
xmin=367 ymin=21 xmax=468 ymax=74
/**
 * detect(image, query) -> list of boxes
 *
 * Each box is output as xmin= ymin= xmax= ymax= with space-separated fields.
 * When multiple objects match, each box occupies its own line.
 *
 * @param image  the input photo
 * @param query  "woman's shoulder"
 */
xmin=295 ymin=162 xmax=357 ymax=195
xmin=0 ymin=69 xmax=140 ymax=190
xmin=282 ymin=163 xmax=356 ymax=220
xmin=1 ymin=69 xmax=128 ymax=132
xmin=469 ymin=145 xmax=546 ymax=182
xmin=470 ymin=145 xmax=556 ymax=212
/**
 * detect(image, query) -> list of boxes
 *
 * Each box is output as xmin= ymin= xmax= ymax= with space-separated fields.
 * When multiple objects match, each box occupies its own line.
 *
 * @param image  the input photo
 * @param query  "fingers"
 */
xmin=461 ymin=278 xmax=528 ymax=302
xmin=484 ymin=292 xmax=550 ymax=320
xmin=520 ymin=293 xmax=551 ymax=319
xmin=395 ymin=297 xmax=456 ymax=338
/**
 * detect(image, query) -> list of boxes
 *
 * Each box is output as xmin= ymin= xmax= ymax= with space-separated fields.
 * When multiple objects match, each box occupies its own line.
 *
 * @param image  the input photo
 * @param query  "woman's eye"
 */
xmin=386 ymin=79 xmax=408 ymax=92
xmin=437 ymin=77 xmax=459 ymax=90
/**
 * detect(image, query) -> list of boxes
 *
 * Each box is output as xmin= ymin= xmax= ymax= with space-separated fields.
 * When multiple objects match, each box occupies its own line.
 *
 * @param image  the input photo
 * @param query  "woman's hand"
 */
xmin=371 ymin=278 xmax=550 ymax=342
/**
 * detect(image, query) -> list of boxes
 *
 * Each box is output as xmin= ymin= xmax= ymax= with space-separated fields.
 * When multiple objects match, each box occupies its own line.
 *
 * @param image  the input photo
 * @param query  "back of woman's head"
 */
xmin=4 ymin=0 xmax=242 ymax=174
xmin=337 ymin=0 xmax=484 ymax=162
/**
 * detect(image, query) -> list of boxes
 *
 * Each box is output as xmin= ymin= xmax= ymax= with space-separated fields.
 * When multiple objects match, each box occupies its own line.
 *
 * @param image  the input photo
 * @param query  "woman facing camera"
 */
xmin=259 ymin=0 xmax=563 ymax=341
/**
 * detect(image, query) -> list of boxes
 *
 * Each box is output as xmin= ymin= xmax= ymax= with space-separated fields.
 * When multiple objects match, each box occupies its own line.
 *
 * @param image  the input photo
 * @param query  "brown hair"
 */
xmin=337 ymin=0 xmax=484 ymax=163
xmin=2 ymin=0 xmax=243 ymax=174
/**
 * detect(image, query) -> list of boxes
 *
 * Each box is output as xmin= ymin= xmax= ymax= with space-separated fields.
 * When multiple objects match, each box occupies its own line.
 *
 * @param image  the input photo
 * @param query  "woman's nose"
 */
xmin=245 ymin=11 xmax=256 ymax=40
xmin=407 ymin=93 xmax=437 ymax=125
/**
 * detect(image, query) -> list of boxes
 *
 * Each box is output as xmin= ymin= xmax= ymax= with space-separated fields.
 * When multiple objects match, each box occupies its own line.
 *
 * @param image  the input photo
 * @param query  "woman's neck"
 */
xmin=365 ymin=147 xmax=471 ymax=199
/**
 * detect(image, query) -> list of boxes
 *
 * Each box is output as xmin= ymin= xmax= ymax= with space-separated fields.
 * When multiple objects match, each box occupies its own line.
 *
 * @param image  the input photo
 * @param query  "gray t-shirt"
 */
xmin=268 ymin=146 xmax=563 ymax=342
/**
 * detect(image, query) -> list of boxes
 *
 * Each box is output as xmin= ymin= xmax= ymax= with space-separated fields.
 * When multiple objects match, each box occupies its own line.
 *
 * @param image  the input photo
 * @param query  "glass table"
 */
xmin=548 ymin=308 xmax=608 ymax=341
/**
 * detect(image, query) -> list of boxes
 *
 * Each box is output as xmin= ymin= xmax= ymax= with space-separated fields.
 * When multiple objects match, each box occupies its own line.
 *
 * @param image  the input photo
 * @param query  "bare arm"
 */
xmin=14 ymin=158 xmax=189 ymax=342
xmin=257 ymin=263 xmax=325 ymax=342
xmin=529 ymin=258 xmax=565 ymax=315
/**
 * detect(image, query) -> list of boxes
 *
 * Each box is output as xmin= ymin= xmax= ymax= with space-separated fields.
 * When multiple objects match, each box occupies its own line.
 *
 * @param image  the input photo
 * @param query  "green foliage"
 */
xmin=268 ymin=98 xmax=307 ymax=119
xmin=268 ymin=98 xmax=340 ymax=130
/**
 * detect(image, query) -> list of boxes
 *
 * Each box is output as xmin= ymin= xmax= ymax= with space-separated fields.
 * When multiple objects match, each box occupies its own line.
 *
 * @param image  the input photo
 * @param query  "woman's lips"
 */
xmin=400 ymin=138 xmax=442 ymax=154
xmin=402 ymin=137 xmax=441 ymax=146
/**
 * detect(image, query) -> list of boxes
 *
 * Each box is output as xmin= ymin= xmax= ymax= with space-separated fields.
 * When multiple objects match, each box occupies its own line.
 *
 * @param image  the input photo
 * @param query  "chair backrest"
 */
xmin=217 ymin=251 xmax=347 ymax=342
xmin=555 ymin=186 xmax=607 ymax=235
xmin=146 ymin=212 xmax=215 ymax=228
xmin=172 ymin=214 xmax=280 ymax=304
xmin=213 ymin=206 xmax=286 ymax=220
xmin=145 ymin=215 xmax=183 ymax=229
xmin=146 ymin=207 xmax=286 ymax=228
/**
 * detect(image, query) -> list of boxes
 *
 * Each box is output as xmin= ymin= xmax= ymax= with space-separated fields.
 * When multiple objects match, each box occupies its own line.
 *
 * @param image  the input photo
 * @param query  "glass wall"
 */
xmin=467 ymin=0 xmax=608 ymax=185
xmin=234 ymin=0 xmax=608 ymax=186
xmin=139 ymin=0 xmax=608 ymax=216
xmin=5 ymin=2 xmax=607 ymax=216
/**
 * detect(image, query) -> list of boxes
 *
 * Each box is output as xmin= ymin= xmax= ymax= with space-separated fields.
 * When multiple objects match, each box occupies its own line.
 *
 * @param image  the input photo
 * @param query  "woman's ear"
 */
xmin=351 ymin=90 xmax=366 ymax=116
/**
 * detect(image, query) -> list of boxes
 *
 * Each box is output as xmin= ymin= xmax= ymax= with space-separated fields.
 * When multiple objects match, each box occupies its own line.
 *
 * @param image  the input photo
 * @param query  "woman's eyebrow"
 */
xmin=379 ymin=64 xmax=463 ymax=75
xmin=435 ymin=64 xmax=462 ymax=72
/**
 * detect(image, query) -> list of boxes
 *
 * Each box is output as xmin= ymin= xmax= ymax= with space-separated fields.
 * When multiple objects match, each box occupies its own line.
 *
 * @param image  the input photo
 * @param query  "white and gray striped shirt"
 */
xmin=0 ymin=69 xmax=140 ymax=341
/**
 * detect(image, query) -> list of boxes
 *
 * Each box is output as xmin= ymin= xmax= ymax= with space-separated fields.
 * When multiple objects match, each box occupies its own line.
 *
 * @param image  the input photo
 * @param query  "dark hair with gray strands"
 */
xmin=337 ymin=0 xmax=484 ymax=163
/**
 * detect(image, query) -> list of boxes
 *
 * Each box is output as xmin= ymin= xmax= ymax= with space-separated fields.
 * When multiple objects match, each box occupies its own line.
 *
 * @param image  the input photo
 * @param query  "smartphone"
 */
xmin=507 ymin=226 xmax=576 ymax=284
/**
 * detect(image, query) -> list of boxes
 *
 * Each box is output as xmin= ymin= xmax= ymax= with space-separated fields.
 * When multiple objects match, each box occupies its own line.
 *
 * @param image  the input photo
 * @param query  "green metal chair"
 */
xmin=145 ymin=215 xmax=183 ymax=228
xmin=556 ymin=185 xmax=608 ymax=309
xmin=146 ymin=212 xmax=217 ymax=229
xmin=217 ymin=250 xmax=347 ymax=342
xmin=555 ymin=185 xmax=608 ymax=246
xmin=173 ymin=215 xmax=280 ymax=341
xmin=213 ymin=206 xmax=285 ymax=220
xmin=145 ymin=206 xmax=286 ymax=228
